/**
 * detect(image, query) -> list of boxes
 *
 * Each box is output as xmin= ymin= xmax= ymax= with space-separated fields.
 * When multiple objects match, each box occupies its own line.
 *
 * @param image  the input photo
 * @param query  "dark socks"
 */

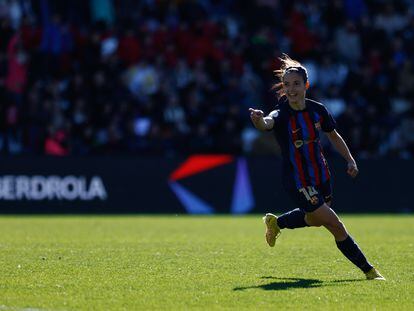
xmin=277 ymin=208 xmax=309 ymax=229
xmin=336 ymin=235 xmax=373 ymax=273
xmin=277 ymin=210 xmax=372 ymax=273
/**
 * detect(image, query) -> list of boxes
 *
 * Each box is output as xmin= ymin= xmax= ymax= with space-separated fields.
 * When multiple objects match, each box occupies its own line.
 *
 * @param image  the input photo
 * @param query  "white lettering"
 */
xmin=46 ymin=176 xmax=61 ymax=200
xmin=307 ymin=186 xmax=318 ymax=197
xmin=0 ymin=175 xmax=108 ymax=201
xmin=0 ymin=178 xmax=5 ymax=199
xmin=299 ymin=187 xmax=311 ymax=200
xmin=61 ymin=176 xmax=79 ymax=200
xmin=299 ymin=186 xmax=318 ymax=202
xmin=3 ymin=176 xmax=15 ymax=200
xmin=31 ymin=176 xmax=47 ymax=200
xmin=16 ymin=176 xmax=30 ymax=199
xmin=89 ymin=176 xmax=107 ymax=200
xmin=79 ymin=177 xmax=89 ymax=200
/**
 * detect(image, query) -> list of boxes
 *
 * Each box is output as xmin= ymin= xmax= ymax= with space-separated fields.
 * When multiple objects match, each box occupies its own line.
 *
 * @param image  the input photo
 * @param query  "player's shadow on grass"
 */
xmin=234 ymin=276 xmax=364 ymax=291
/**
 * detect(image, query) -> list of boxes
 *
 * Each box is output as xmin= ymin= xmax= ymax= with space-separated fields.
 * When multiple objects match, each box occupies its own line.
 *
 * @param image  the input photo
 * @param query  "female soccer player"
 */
xmin=249 ymin=54 xmax=384 ymax=280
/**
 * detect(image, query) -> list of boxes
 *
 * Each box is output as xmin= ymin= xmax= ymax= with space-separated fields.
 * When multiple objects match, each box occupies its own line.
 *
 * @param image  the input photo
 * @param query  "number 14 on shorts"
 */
xmin=299 ymin=186 xmax=318 ymax=202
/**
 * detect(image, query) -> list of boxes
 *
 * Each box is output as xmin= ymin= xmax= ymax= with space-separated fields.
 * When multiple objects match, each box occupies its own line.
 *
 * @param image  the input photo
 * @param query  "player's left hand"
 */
xmin=347 ymin=161 xmax=359 ymax=178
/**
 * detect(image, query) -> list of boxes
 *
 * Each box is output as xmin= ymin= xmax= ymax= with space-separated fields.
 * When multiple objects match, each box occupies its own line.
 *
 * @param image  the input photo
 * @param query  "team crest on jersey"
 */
xmin=315 ymin=122 xmax=321 ymax=130
xmin=294 ymin=140 xmax=303 ymax=148
xmin=310 ymin=196 xmax=319 ymax=205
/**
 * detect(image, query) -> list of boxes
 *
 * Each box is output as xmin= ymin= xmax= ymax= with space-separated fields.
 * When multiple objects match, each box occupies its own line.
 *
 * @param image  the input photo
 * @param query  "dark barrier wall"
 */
xmin=0 ymin=156 xmax=411 ymax=213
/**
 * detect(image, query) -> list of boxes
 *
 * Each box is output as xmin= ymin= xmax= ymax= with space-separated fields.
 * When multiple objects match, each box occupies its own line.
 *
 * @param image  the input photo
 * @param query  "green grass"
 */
xmin=0 ymin=215 xmax=413 ymax=310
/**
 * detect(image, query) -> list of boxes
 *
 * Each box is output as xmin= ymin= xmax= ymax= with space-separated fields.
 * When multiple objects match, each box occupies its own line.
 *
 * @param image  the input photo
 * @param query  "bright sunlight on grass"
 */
xmin=0 ymin=215 xmax=413 ymax=310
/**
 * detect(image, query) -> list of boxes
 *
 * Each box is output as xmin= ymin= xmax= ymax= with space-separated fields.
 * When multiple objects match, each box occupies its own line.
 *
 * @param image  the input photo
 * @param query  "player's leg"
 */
xmin=305 ymin=203 xmax=348 ymax=240
xmin=277 ymin=208 xmax=309 ymax=229
xmin=271 ymin=185 xmax=315 ymax=231
xmin=305 ymin=204 xmax=384 ymax=279
xmin=304 ymin=181 xmax=349 ymax=241
xmin=262 ymin=186 xmax=311 ymax=247
xmin=263 ymin=208 xmax=309 ymax=247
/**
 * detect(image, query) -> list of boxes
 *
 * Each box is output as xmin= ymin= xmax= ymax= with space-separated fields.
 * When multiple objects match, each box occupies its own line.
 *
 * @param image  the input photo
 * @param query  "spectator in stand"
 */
xmin=0 ymin=0 xmax=412 ymax=158
xmin=5 ymin=31 xmax=28 ymax=99
xmin=44 ymin=126 xmax=69 ymax=156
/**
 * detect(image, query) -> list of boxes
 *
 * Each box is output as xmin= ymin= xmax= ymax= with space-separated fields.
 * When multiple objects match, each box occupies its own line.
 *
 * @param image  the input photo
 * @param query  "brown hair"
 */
xmin=272 ymin=54 xmax=309 ymax=97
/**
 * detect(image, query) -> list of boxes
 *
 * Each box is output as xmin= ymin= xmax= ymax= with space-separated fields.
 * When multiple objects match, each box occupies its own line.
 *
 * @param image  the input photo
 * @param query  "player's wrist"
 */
xmin=347 ymin=159 xmax=356 ymax=166
xmin=253 ymin=118 xmax=266 ymax=130
xmin=252 ymin=117 xmax=264 ymax=125
xmin=346 ymin=155 xmax=356 ymax=164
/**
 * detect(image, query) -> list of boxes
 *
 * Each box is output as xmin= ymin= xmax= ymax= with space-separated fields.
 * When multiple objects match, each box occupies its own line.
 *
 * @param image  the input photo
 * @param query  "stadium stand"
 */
xmin=0 ymin=0 xmax=413 ymax=157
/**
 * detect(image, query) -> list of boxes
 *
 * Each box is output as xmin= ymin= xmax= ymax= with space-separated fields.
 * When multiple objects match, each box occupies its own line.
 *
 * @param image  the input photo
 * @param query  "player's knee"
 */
xmin=336 ymin=220 xmax=346 ymax=234
xmin=327 ymin=219 xmax=345 ymax=232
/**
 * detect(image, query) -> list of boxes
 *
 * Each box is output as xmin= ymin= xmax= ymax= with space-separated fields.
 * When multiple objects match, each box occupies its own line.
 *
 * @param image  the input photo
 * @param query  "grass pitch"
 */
xmin=0 ymin=215 xmax=413 ymax=310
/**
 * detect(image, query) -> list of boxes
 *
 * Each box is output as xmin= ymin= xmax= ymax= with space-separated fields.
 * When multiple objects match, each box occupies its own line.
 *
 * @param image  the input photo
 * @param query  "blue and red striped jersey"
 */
xmin=269 ymin=97 xmax=336 ymax=190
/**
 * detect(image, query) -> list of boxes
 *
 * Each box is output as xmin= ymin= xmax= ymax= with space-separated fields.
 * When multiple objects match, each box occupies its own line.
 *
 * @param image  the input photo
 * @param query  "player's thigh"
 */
xmin=305 ymin=203 xmax=341 ymax=227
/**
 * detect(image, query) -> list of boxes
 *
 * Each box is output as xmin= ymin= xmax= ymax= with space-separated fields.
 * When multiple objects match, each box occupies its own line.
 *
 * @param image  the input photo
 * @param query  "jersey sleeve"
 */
xmin=268 ymin=109 xmax=280 ymax=120
xmin=268 ymin=109 xmax=280 ymax=131
xmin=320 ymin=105 xmax=336 ymax=132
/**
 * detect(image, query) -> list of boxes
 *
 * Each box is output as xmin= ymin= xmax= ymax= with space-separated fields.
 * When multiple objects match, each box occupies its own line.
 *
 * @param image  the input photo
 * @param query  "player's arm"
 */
xmin=248 ymin=108 xmax=275 ymax=131
xmin=325 ymin=130 xmax=359 ymax=178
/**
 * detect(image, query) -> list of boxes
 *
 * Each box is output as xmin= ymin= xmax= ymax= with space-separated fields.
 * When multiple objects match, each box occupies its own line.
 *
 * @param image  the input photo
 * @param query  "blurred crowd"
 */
xmin=0 ymin=0 xmax=413 ymax=158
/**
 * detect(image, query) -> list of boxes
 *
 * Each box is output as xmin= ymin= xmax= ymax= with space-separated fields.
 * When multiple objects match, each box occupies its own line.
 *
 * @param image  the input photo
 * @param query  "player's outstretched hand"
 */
xmin=347 ymin=161 xmax=359 ymax=178
xmin=249 ymin=108 xmax=264 ymax=123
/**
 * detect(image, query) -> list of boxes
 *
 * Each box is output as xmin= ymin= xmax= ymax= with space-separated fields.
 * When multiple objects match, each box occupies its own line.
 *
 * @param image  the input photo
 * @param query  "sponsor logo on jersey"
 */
xmin=294 ymin=139 xmax=319 ymax=148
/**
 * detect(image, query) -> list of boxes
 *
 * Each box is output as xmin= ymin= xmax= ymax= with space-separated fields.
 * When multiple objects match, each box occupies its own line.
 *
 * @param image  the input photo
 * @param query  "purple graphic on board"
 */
xmin=169 ymin=155 xmax=254 ymax=214
xmin=231 ymin=158 xmax=255 ymax=214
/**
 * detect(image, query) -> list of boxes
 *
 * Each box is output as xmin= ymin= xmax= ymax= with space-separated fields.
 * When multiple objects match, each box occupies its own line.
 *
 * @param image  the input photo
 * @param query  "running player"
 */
xmin=249 ymin=54 xmax=384 ymax=280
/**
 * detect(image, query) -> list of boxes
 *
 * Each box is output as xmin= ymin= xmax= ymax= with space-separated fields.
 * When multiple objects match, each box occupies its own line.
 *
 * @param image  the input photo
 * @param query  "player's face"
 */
xmin=282 ymin=72 xmax=306 ymax=103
